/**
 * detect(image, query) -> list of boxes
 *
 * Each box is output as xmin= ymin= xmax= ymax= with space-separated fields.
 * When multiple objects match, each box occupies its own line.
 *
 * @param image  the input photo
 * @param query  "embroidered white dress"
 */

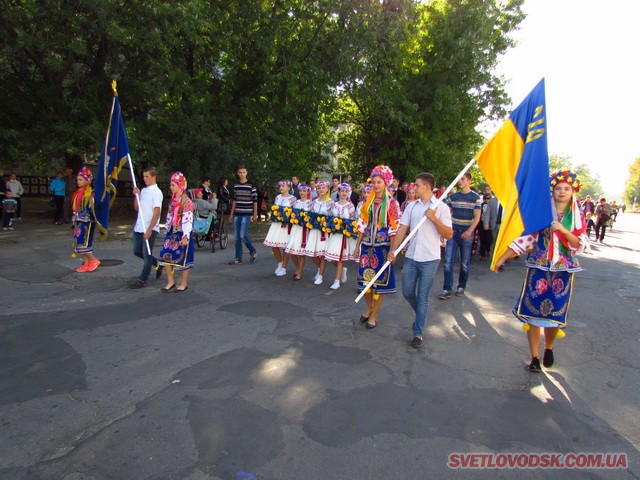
xmin=324 ymin=201 xmax=357 ymax=262
xmin=301 ymin=198 xmax=334 ymax=258
xmin=263 ymin=194 xmax=296 ymax=247
xmin=285 ymin=199 xmax=313 ymax=256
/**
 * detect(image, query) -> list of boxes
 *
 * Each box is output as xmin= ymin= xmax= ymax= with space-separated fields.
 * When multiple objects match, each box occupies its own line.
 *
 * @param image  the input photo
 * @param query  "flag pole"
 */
xmin=355 ymin=158 xmax=477 ymax=303
xmin=110 ymin=80 xmax=152 ymax=256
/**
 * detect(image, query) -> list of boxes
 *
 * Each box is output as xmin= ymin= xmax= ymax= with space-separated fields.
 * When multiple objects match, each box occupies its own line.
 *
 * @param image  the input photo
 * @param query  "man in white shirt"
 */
xmin=389 ymin=173 xmax=453 ymax=348
xmin=130 ymin=167 xmax=163 ymax=288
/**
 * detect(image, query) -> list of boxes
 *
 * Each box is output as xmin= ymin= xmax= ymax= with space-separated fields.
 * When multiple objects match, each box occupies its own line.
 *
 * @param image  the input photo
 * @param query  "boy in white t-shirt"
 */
xmin=130 ymin=167 xmax=164 ymax=288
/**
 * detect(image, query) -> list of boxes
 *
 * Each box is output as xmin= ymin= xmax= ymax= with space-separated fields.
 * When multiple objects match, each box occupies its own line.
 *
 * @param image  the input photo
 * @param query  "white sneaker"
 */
xmin=341 ymin=267 xmax=348 ymax=284
xmin=275 ymin=266 xmax=287 ymax=277
xmin=330 ymin=279 xmax=341 ymax=290
xmin=314 ymin=275 xmax=323 ymax=285
xmin=274 ymin=263 xmax=283 ymax=275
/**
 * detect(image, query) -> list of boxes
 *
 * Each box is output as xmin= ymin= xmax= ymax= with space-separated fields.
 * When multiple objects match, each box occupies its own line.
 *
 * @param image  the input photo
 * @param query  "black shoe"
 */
xmin=359 ymin=315 xmax=369 ymax=323
xmin=543 ymin=349 xmax=554 ymax=368
xmin=129 ymin=280 xmax=147 ymax=289
xmin=454 ymin=287 xmax=465 ymax=296
xmin=365 ymin=322 xmax=376 ymax=329
xmin=155 ymin=264 xmax=163 ymax=279
xmin=528 ymin=357 xmax=542 ymax=372
xmin=439 ymin=289 xmax=452 ymax=300
xmin=250 ymin=251 xmax=257 ymax=263
xmin=410 ymin=337 xmax=424 ymax=349
xmin=229 ymin=258 xmax=242 ymax=265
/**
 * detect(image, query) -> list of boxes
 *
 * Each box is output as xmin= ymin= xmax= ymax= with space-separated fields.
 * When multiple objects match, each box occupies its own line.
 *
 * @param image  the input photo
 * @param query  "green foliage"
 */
xmin=623 ymin=157 xmax=640 ymax=207
xmin=548 ymin=154 xmax=603 ymax=199
xmin=1 ymin=0 xmax=525 ymax=190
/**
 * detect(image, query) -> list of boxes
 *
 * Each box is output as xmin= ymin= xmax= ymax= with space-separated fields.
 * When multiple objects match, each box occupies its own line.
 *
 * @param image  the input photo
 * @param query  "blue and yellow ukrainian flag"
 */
xmin=94 ymin=81 xmax=130 ymax=238
xmin=476 ymin=78 xmax=553 ymax=271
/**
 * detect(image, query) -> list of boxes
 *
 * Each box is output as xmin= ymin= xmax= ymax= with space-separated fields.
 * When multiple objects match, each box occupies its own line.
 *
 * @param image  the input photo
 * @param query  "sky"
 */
xmin=493 ymin=0 xmax=640 ymax=199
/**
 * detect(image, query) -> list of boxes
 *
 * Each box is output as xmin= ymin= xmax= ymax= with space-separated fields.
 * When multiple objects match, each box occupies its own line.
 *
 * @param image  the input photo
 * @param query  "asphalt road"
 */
xmin=1 ymin=209 xmax=638 ymax=480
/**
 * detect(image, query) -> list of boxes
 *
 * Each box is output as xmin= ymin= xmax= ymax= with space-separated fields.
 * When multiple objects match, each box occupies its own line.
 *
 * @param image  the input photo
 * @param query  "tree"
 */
xmin=1 ymin=0 xmax=525 ymax=190
xmin=548 ymin=154 xmax=603 ymax=199
xmin=623 ymin=157 xmax=640 ymax=208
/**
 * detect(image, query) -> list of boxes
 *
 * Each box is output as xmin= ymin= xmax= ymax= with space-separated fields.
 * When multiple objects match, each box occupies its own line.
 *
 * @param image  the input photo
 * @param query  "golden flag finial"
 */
xmin=111 ymin=80 xmax=118 ymax=96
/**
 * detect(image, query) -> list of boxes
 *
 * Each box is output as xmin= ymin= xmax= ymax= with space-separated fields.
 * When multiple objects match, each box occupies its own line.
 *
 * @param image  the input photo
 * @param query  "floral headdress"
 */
xmin=338 ymin=182 xmax=351 ymax=192
xmin=77 ymin=167 xmax=93 ymax=183
xmin=547 ymin=168 xmax=587 ymax=266
xmin=171 ymin=171 xmax=187 ymax=191
xmin=278 ymin=180 xmax=292 ymax=187
xmin=298 ymin=184 xmax=311 ymax=192
xmin=549 ymin=168 xmax=581 ymax=193
xmin=406 ymin=183 xmax=416 ymax=191
xmin=316 ymin=180 xmax=330 ymax=188
xmin=360 ymin=165 xmax=398 ymax=231
xmin=369 ymin=165 xmax=393 ymax=186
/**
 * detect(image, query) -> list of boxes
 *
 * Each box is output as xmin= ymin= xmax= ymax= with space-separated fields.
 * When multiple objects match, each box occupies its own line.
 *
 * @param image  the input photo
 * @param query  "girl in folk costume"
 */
xmin=356 ymin=184 xmax=372 ymax=218
xmin=285 ymin=185 xmax=313 ymax=281
xmin=495 ymin=169 xmax=589 ymax=372
xmin=356 ymin=166 xmax=401 ymax=329
xmin=301 ymin=180 xmax=334 ymax=285
xmin=400 ymin=183 xmax=417 ymax=212
xmin=72 ymin=167 xmax=103 ymax=272
xmin=264 ymin=180 xmax=297 ymax=276
xmin=325 ymin=183 xmax=357 ymax=290
xmin=158 ymin=172 xmax=195 ymax=292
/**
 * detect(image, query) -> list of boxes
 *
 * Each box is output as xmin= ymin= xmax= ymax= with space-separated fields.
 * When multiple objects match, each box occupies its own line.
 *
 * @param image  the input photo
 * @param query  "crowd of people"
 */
xmin=0 ymin=162 xmax=625 ymax=367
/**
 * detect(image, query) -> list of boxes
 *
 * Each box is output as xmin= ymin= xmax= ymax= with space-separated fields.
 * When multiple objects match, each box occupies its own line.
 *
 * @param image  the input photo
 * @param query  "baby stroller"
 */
xmin=192 ymin=200 xmax=229 ymax=253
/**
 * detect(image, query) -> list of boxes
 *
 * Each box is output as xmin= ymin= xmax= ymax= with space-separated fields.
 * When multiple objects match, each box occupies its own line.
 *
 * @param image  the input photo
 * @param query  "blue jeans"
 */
xmin=133 ymin=230 xmax=158 ymax=282
xmin=233 ymin=215 xmax=256 ymax=260
xmin=443 ymin=229 xmax=473 ymax=291
xmin=402 ymin=258 xmax=439 ymax=337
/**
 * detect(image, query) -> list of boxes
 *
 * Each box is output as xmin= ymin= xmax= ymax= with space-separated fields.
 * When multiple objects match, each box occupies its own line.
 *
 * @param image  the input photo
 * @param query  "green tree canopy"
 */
xmin=1 ymin=0 xmax=524 ymax=189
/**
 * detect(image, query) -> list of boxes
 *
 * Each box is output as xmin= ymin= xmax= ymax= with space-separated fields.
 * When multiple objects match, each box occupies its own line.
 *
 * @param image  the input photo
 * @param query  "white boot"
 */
xmin=314 ymin=274 xmax=323 ymax=285
xmin=330 ymin=279 xmax=341 ymax=290
xmin=341 ymin=267 xmax=348 ymax=284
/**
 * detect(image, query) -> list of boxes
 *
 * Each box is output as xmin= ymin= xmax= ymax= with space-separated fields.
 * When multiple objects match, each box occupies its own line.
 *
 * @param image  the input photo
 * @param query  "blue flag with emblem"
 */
xmin=476 ymin=78 xmax=554 ymax=271
xmin=94 ymin=82 xmax=130 ymax=238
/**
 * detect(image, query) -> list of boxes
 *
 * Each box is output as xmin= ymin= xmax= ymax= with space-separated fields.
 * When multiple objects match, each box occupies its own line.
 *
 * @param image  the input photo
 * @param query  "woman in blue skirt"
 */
xmin=158 ymin=172 xmax=195 ymax=292
xmin=356 ymin=165 xmax=400 ymax=329
xmin=495 ymin=169 xmax=589 ymax=372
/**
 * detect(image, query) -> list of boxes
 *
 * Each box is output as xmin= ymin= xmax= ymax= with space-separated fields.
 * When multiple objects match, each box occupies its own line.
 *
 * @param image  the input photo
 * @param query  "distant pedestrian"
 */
xmin=129 ymin=166 xmax=163 ymax=289
xmin=290 ymin=176 xmax=301 ymax=199
xmin=229 ymin=166 xmax=258 ymax=265
xmin=71 ymin=168 xmax=101 ymax=272
xmin=494 ymin=169 xmax=589 ymax=372
xmin=2 ymin=193 xmax=17 ymax=231
xmin=594 ymin=197 xmax=613 ymax=243
xmin=63 ymin=167 xmax=76 ymax=223
xmin=216 ymin=177 xmax=231 ymax=216
xmin=158 ymin=172 xmax=195 ymax=292
xmin=6 ymin=173 xmax=24 ymax=220
xmin=49 ymin=171 xmax=66 ymax=225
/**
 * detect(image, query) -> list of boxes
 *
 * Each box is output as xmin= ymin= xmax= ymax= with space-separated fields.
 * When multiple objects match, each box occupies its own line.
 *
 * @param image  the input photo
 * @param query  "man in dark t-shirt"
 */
xmin=439 ymin=172 xmax=481 ymax=299
xmin=228 ymin=166 xmax=258 ymax=265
